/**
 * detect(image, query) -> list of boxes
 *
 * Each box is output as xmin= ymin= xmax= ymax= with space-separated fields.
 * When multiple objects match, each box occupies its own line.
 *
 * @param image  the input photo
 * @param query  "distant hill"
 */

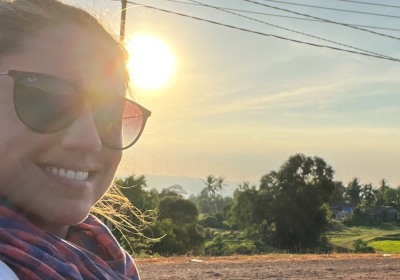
xmin=118 ymin=174 xmax=251 ymax=197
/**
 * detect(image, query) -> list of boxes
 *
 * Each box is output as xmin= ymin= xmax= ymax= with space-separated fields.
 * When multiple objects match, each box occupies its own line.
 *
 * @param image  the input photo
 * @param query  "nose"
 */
xmin=61 ymin=101 xmax=102 ymax=153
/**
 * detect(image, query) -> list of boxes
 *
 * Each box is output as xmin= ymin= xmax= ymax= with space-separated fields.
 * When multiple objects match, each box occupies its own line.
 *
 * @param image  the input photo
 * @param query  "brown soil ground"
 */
xmin=136 ymin=254 xmax=400 ymax=279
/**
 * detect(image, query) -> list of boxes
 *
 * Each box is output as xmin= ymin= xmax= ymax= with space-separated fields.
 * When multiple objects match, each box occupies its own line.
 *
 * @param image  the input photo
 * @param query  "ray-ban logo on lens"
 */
xmin=27 ymin=78 xmax=38 ymax=82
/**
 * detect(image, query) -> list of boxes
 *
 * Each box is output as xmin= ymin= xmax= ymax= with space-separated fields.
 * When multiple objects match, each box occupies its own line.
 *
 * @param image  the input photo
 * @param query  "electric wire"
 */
xmin=125 ymin=1 xmax=400 ymax=62
xmin=154 ymin=0 xmax=400 ymax=32
xmin=242 ymin=0 xmax=400 ymax=40
xmin=324 ymin=0 xmax=400 ymax=9
xmin=257 ymin=0 xmax=400 ymax=19
xmin=186 ymin=0 xmax=393 ymax=59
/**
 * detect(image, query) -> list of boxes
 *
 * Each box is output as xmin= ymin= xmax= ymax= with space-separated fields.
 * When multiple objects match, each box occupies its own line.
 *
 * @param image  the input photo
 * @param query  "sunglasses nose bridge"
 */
xmin=60 ymin=101 xmax=102 ymax=153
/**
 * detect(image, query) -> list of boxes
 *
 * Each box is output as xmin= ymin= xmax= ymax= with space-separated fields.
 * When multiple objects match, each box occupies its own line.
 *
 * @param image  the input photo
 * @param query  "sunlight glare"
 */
xmin=127 ymin=35 xmax=175 ymax=90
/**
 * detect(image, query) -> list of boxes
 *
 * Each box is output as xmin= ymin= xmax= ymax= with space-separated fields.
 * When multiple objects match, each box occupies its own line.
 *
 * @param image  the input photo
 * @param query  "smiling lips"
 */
xmin=45 ymin=166 xmax=90 ymax=181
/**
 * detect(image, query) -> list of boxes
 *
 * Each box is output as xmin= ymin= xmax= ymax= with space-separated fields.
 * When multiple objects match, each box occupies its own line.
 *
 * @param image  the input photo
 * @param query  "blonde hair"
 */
xmin=0 ymin=0 xmax=130 ymax=86
xmin=0 ymin=0 xmax=144 ymax=236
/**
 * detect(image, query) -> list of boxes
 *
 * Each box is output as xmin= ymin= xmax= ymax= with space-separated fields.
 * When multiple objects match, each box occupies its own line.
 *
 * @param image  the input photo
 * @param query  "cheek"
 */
xmin=0 ymin=125 xmax=53 ymax=195
xmin=106 ymin=150 xmax=123 ymax=176
xmin=0 ymin=116 xmax=31 ymax=188
xmin=97 ymin=150 xmax=122 ymax=192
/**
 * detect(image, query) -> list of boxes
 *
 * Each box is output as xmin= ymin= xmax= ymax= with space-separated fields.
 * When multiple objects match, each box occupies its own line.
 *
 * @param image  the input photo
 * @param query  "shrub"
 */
xmin=205 ymin=237 xmax=261 ymax=256
xmin=215 ymin=213 xmax=224 ymax=224
xmin=204 ymin=228 xmax=213 ymax=240
xmin=199 ymin=216 xmax=219 ymax=228
xmin=146 ymin=219 xmax=205 ymax=256
xmin=353 ymin=238 xmax=376 ymax=253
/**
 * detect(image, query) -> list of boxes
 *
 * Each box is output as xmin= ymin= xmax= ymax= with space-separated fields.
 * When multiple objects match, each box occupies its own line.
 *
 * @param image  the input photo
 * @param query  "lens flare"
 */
xmin=127 ymin=35 xmax=175 ymax=90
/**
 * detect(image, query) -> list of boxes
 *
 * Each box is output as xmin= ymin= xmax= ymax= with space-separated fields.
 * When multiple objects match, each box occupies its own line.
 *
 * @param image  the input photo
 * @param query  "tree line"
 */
xmin=111 ymin=153 xmax=400 ymax=256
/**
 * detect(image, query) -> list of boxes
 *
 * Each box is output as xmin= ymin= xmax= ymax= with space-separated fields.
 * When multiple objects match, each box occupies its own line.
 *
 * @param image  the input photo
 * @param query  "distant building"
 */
xmin=331 ymin=209 xmax=350 ymax=220
xmin=367 ymin=206 xmax=398 ymax=222
xmin=330 ymin=203 xmax=356 ymax=220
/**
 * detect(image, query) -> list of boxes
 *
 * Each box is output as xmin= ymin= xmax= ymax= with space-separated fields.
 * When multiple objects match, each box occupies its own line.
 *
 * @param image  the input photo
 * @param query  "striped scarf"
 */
xmin=0 ymin=199 xmax=140 ymax=279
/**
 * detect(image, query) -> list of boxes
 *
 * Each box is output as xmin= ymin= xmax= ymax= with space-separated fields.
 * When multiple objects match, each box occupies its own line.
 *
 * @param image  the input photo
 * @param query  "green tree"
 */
xmin=197 ymin=197 xmax=213 ymax=213
xmin=146 ymin=219 xmax=186 ymax=256
xmin=203 ymin=175 xmax=217 ymax=198
xmin=155 ymin=196 xmax=205 ymax=255
xmin=383 ymin=187 xmax=400 ymax=208
xmin=232 ymin=184 xmax=260 ymax=229
xmin=376 ymin=179 xmax=389 ymax=206
xmin=158 ymin=196 xmax=199 ymax=224
xmin=361 ymin=183 xmax=377 ymax=209
xmin=233 ymin=154 xmax=335 ymax=250
xmin=115 ymin=175 xmax=159 ymax=212
xmin=329 ymin=181 xmax=346 ymax=205
xmin=159 ymin=188 xmax=181 ymax=199
xmin=215 ymin=176 xmax=227 ymax=196
xmin=202 ymin=175 xmax=223 ymax=213
xmin=345 ymin=178 xmax=362 ymax=206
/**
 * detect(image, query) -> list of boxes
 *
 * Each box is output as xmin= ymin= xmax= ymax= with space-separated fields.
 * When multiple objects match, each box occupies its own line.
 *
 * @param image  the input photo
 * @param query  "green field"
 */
xmin=326 ymin=224 xmax=400 ymax=253
xmin=204 ymin=223 xmax=400 ymax=254
xmin=368 ymin=241 xmax=400 ymax=253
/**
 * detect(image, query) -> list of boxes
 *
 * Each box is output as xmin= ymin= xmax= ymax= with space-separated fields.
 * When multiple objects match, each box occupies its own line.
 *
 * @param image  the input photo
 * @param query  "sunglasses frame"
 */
xmin=0 ymin=70 xmax=151 ymax=150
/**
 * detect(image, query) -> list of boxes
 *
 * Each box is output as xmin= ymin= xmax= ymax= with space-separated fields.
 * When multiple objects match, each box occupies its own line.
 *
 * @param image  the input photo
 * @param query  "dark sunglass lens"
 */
xmin=14 ymin=76 xmax=79 ymax=132
xmin=96 ymin=99 xmax=143 ymax=149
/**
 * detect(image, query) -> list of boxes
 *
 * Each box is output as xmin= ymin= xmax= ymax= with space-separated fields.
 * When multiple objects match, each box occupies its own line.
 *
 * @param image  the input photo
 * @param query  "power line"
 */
xmin=257 ymin=0 xmax=400 ymax=19
xmin=324 ymin=0 xmax=400 ymax=9
xmin=242 ymin=0 xmax=400 ymax=41
xmin=186 ymin=0 xmax=392 ymax=59
xmin=125 ymin=1 xmax=400 ymax=62
xmin=158 ymin=0 xmax=400 ymax=32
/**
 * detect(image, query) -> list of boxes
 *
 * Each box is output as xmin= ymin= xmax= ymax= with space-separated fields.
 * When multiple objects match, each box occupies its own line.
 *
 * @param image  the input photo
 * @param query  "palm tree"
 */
xmin=215 ymin=176 xmax=228 ymax=212
xmin=378 ymin=179 xmax=389 ymax=193
xmin=345 ymin=178 xmax=362 ymax=206
xmin=215 ymin=176 xmax=227 ymax=196
xmin=202 ymin=175 xmax=217 ymax=213
xmin=362 ymin=183 xmax=377 ymax=209
xmin=377 ymin=179 xmax=389 ymax=206
xmin=203 ymin=175 xmax=217 ymax=198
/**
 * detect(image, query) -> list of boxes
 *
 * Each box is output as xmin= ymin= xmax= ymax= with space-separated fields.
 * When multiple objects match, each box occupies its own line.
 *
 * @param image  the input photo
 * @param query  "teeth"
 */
xmin=59 ymin=168 xmax=66 ymax=178
xmin=76 ymin=172 xmax=85 ymax=181
xmin=44 ymin=166 xmax=89 ymax=181
xmin=65 ymin=170 xmax=75 ymax=180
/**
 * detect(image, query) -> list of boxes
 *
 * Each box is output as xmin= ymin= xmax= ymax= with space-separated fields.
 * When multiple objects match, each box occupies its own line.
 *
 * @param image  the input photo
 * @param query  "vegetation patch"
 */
xmin=111 ymin=154 xmax=400 ymax=257
xmin=327 ymin=225 xmax=400 ymax=252
xmin=368 ymin=241 xmax=400 ymax=253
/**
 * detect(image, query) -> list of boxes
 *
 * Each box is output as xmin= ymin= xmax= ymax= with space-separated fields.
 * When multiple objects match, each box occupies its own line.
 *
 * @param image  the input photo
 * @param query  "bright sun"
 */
xmin=127 ymin=35 xmax=175 ymax=90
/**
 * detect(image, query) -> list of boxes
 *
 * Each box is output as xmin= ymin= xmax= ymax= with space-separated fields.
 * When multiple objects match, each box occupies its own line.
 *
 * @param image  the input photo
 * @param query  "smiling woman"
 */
xmin=0 ymin=0 xmax=148 ymax=279
xmin=127 ymin=35 xmax=175 ymax=90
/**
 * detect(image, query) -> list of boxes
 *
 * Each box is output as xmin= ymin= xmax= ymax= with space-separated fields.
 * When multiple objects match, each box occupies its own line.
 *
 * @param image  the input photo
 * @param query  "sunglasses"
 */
xmin=0 ymin=70 xmax=151 ymax=150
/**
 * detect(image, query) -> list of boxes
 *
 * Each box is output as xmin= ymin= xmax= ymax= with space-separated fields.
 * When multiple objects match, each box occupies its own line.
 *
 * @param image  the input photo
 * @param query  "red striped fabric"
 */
xmin=0 ymin=198 xmax=140 ymax=279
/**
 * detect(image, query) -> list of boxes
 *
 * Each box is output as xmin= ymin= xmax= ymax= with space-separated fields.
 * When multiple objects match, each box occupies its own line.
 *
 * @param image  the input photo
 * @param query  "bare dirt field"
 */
xmin=136 ymin=254 xmax=400 ymax=279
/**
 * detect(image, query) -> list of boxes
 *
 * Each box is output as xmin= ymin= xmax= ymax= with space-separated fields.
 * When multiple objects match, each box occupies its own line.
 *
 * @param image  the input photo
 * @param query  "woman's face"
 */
xmin=0 ymin=24 xmax=125 ymax=235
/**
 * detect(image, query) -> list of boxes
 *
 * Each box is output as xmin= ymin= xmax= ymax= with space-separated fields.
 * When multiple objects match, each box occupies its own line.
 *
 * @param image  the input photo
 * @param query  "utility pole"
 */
xmin=120 ymin=0 xmax=127 ymax=42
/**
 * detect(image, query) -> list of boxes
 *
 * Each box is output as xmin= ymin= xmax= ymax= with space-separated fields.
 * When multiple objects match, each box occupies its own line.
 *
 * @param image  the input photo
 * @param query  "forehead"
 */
xmin=0 ymin=24 xmax=126 ymax=96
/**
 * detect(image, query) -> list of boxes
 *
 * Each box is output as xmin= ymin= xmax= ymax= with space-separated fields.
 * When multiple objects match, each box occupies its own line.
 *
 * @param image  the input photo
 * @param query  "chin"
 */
xmin=54 ymin=208 xmax=91 ymax=226
xmin=33 ymin=200 xmax=95 ymax=227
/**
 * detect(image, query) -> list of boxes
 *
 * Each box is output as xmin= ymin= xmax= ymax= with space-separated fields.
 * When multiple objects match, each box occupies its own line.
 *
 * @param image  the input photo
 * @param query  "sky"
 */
xmin=74 ymin=0 xmax=400 ymax=190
